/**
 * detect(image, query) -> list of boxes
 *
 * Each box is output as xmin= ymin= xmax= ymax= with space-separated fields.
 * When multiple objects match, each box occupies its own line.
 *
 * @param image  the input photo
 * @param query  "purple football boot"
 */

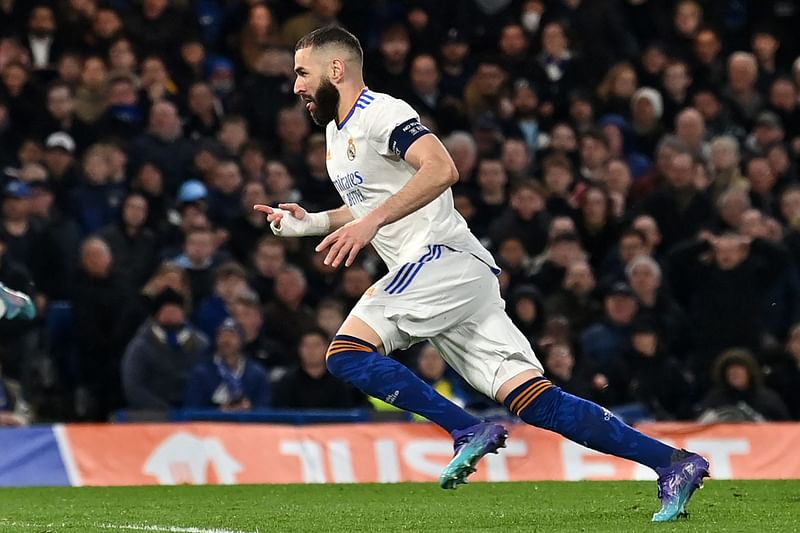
xmin=652 ymin=451 xmax=710 ymax=522
xmin=439 ymin=421 xmax=508 ymax=489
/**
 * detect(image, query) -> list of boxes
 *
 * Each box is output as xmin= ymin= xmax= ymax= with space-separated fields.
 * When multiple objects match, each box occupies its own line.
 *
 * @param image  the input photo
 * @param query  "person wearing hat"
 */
xmin=580 ymin=281 xmax=640 ymax=366
xmin=122 ymin=287 xmax=209 ymax=411
xmin=1 ymin=179 xmax=44 ymax=272
xmin=439 ymin=27 xmax=472 ymax=99
xmin=184 ymin=317 xmax=271 ymax=410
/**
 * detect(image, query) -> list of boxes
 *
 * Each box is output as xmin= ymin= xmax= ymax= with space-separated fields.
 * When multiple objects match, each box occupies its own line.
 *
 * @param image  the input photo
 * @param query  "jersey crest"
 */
xmin=346 ymin=138 xmax=356 ymax=161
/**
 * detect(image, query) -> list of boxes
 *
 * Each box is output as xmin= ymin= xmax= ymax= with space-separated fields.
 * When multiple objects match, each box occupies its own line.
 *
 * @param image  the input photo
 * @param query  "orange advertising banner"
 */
xmin=62 ymin=422 xmax=800 ymax=486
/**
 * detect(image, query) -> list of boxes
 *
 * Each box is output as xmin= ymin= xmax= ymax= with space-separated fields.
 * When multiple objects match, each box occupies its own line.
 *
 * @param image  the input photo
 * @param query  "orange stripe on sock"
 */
xmin=325 ymin=345 xmax=373 ymax=358
xmin=327 ymin=343 xmax=372 ymax=354
xmin=515 ymin=382 xmax=553 ymax=415
xmin=511 ymin=381 xmax=552 ymax=415
xmin=327 ymin=340 xmax=371 ymax=349
xmin=509 ymin=382 xmax=539 ymax=414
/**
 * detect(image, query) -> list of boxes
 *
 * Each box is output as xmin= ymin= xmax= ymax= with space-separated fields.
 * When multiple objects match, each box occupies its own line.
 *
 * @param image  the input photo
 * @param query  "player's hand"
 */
xmin=315 ymin=216 xmax=379 ymax=267
xmin=254 ymin=203 xmax=307 ymax=229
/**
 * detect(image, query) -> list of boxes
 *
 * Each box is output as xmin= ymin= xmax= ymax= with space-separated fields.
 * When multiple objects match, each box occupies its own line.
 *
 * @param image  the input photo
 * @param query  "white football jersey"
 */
xmin=325 ymin=88 xmax=499 ymax=272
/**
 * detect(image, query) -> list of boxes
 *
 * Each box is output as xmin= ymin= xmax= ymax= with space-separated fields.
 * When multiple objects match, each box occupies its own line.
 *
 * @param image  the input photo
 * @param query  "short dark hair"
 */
xmin=295 ymin=25 xmax=363 ymax=64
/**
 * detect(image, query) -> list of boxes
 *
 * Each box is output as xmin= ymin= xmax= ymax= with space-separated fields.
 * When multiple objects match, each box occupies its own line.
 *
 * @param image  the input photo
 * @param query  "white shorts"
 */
xmin=349 ymin=245 xmax=543 ymax=398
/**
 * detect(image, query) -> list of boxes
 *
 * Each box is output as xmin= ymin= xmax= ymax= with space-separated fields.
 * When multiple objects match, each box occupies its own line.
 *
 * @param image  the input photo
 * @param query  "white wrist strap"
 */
xmin=270 ymin=209 xmax=330 ymax=237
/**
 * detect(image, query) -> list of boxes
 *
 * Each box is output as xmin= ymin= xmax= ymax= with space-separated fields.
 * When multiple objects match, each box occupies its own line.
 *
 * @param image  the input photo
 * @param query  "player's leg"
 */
xmin=497 ymin=366 xmax=709 ymax=521
xmin=324 ymin=314 xmax=482 ymax=433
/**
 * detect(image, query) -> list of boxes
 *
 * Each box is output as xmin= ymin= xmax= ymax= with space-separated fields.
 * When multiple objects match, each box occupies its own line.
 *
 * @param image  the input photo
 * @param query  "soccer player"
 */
xmin=255 ymin=26 xmax=708 ymax=521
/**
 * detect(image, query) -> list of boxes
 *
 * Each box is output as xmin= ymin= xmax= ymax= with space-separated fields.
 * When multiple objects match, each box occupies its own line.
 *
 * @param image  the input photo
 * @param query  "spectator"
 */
xmin=698 ymin=348 xmax=790 ymax=421
xmin=625 ymin=255 xmax=684 ymax=349
xmin=130 ymin=101 xmax=196 ymax=196
xmin=724 ymin=52 xmax=763 ymax=126
xmin=598 ymin=227 xmax=648 ymax=285
xmin=114 ymin=261 xmax=193 ymax=354
xmin=125 ymin=0 xmax=196 ymax=60
xmin=545 ymin=258 xmax=603 ymax=336
xmin=660 ymin=60 xmax=692 ymax=128
xmin=528 ymin=231 xmax=586 ymax=297
xmin=366 ymin=23 xmax=411 ymax=95
xmin=668 ymin=233 xmax=790 ymax=386
xmin=121 ymin=287 xmax=209 ymax=410
xmin=247 ymin=236 xmax=285 ymax=304
xmin=416 ymin=343 xmax=469 ymax=407
xmin=542 ymin=341 xmax=620 ymax=408
xmin=192 ymin=261 xmax=249 ymax=341
xmin=184 ymin=318 xmax=270 ymax=410
xmin=580 ymin=281 xmax=639 ymax=366
xmin=281 ymin=0 xmax=342 ymax=50
xmin=184 ymin=82 xmax=221 ymax=140
xmin=98 ymin=192 xmax=158 ymax=289
xmin=272 ymin=328 xmax=366 ymax=409
xmin=24 ymin=5 xmax=62 ymax=77
xmin=69 ymin=144 xmax=126 ymax=235
xmin=630 ymin=87 xmax=665 ymax=158
xmin=471 ymin=159 xmax=508 ymax=239
xmin=36 ymin=81 xmax=95 ymax=153
xmin=597 ymin=63 xmax=637 ymax=117
xmin=764 ymin=323 xmax=800 ymax=419
xmin=207 ymin=161 xmax=244 ymax=229
xmin=507 ymin=284 xmax=546 ymax=347
xmin=231 ymin=291 xmax=289 ymax=376
xmin=642 ymin=151 xmax=713 ymax=250
xmin=443 ymin=131 xmax=478 ymax=186
xmin=709 ymin=136 xmax=748 ymax=200
xmin=264 ymin=266 xmax=316 ymax=351
xmin=624 ymin=321 xmax=692 ymax=420
xmin=575 ymin=184 xmax=620 ymax=270
xmin=171 ymin=226 xmax=226 ymax=306
xmin=74 ymin=56 xmax=108 ymax=124
xmin=488 ymin=180 xmax=548 ymax=255
xmin=236 ymin=3 xmax=282 ymax=73
xmin=72 ymin=237 xmax=128 ymax=419
xmin=316 ymin=298 xmax=345 ymax=339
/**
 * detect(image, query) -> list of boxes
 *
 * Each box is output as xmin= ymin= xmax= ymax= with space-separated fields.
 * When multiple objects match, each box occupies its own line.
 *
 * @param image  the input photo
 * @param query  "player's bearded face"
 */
xmin=308 ymin=76 xmax=340 ymax=126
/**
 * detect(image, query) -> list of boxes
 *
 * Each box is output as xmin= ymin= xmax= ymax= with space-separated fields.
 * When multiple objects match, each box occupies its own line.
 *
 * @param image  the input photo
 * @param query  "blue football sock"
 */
xmin=505 ymin=377 xmax=675 ymax=471
xmin=326 ymin=335 xmax=481 ymax=433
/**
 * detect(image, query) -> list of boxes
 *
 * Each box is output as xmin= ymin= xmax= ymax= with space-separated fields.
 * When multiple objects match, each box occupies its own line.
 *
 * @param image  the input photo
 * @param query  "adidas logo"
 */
xmin=385 ymin=390 xmax=400 ymax=404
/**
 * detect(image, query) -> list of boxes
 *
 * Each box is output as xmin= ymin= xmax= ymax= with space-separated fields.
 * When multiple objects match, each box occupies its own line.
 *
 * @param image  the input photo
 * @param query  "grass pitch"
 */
xmin=0 ymin=481 xmax=797 ymax=533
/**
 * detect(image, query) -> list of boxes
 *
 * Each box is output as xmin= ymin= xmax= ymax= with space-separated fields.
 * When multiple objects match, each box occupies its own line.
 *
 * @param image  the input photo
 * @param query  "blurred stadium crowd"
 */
xmin=1 ymin=0 xmax=800 ymax=424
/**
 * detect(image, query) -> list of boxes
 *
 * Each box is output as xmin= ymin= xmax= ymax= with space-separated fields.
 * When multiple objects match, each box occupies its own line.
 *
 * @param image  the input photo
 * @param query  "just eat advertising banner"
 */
xmin=1 ymin=422 xmax=799 ymax=487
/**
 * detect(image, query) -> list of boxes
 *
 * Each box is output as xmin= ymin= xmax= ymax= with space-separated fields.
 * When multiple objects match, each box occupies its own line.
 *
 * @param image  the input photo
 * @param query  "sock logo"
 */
xmin=385 ymin=390 xmax=400 ymax=404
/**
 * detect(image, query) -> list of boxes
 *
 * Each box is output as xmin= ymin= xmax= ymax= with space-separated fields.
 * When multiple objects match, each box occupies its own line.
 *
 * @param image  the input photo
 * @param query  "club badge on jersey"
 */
xmin=347 ymin=138 xmax=356 ymax=161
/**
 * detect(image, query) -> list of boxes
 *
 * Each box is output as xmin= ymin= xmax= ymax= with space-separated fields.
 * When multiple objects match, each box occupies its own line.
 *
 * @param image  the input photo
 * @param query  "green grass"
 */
xmin=0 ymin=481 xmax=797 ymax=533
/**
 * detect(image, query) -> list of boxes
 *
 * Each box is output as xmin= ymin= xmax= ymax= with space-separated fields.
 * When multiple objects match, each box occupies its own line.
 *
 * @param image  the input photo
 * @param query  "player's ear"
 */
xmin=329 ymin=57 xmax=345 ymax=83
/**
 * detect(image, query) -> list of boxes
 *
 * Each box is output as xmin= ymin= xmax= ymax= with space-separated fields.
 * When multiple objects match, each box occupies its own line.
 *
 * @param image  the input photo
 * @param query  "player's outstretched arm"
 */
xmin=315 ymin=134 xmax=457 ymax=267
xmin=253 ymin=203 xmax=353 ymax=237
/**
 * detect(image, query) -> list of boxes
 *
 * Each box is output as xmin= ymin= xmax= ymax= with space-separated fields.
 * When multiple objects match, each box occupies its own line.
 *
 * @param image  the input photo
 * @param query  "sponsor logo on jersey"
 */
xmin=332 ymin=170 xmax=366 ymax=207
xmin=346 ymin=138 xmax=356 ymax=161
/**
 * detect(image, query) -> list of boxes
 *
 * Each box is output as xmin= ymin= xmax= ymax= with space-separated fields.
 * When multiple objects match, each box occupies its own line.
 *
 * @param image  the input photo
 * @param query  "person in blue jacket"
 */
xmin=184 ymin=317 xmax=270 ymax=410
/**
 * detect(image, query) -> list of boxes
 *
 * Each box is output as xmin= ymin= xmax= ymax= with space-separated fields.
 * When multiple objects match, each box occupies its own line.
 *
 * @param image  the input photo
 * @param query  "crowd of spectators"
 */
xmin=1 ymin=0 xmax=800 ymax=424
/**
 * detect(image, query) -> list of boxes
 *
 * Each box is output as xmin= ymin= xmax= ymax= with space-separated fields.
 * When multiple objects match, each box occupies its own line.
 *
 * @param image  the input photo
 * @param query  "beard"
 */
xmin=308 ymin=77 xmax=340 ymax=126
